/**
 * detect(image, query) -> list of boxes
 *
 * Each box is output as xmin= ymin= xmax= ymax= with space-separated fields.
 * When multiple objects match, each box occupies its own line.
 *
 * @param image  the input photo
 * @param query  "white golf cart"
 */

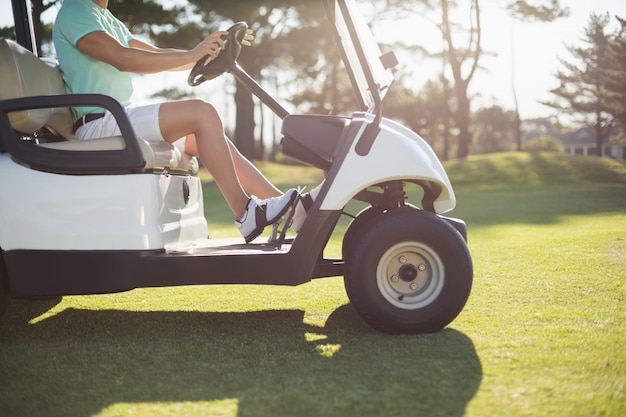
xmin=0 ymin=0 xmax=472 ymax=334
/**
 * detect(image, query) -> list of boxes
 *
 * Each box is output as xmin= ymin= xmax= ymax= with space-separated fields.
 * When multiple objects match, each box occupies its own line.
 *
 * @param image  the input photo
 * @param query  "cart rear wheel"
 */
xmin=344 ymin=207 xmax=472 ymax=334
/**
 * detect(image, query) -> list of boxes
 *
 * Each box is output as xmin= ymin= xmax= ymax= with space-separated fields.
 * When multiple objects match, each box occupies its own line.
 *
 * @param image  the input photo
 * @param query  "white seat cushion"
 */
xmin=40 ymin=136 xmax=199 ymax=173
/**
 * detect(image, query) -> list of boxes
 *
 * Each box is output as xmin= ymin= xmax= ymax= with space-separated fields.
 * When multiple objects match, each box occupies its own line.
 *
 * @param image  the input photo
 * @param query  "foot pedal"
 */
xmin=268 ymin=195 xmax=299 ymax=243
xmin=269 ymin=220 xmax=281 ymax=242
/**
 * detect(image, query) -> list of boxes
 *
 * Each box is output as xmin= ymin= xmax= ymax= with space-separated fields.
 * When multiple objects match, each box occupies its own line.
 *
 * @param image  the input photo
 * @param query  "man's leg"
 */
xmin=183 ymin=134 xmax=282 ymax=199
xmin=156 ymin=99 xmax=297 ymax=242
xmin=158 ymin=99 xmax=249 ymax=220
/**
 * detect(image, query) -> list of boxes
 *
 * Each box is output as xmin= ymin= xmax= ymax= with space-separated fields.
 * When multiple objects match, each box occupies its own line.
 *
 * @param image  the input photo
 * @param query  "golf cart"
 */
xmin=0 ymin=0 xmax=472 ymax=334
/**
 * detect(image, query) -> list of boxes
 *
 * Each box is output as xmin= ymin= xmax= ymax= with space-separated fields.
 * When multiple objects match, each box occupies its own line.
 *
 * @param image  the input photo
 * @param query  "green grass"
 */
xmin=1 ymin=152 xmax=625 ymax=417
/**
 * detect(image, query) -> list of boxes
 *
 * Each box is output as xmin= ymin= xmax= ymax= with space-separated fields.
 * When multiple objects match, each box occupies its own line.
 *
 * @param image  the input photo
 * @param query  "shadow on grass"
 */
xmin=1 ymin=298 xmax=482 ymax=417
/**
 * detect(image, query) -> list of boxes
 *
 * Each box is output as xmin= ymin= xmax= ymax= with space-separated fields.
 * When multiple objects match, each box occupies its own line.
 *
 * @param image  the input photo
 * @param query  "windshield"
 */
xmin=332 ymin=0 xmax=395 ymax=112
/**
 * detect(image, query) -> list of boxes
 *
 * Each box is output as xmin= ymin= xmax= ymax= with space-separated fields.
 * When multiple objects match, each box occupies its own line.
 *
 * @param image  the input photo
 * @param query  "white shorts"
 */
xmin=75 ymin=103 xmax=186 ymax=153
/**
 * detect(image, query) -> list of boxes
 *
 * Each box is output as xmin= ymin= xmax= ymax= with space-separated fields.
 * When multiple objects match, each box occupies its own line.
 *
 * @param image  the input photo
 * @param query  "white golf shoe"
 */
xmin=290 ymin=183 xmax=323 ymax=233
xmin=236 ymin=188 xmax=299 ymax=243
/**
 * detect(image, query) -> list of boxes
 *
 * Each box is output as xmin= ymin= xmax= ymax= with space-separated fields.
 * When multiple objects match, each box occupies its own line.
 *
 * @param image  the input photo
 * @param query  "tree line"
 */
xmin=3 ymin=0 xmax=625 ymax=160
xmin=544 ymin=13 xmax=626 ymax=157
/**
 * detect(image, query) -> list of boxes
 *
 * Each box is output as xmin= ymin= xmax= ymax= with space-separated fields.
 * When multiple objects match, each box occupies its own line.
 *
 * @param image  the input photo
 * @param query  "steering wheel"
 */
xmin=188 ymin=22 xmax=249 ymax=87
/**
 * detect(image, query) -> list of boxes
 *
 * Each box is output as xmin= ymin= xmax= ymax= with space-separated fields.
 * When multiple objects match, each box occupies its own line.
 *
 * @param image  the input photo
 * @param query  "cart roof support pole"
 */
xmin=12 ymin=0 xmax=36 ymax=54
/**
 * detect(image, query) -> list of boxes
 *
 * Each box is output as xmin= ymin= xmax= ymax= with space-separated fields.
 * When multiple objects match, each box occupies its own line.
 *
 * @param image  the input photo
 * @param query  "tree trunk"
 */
xmin=455 ymin=86 xmax=472 ymax=158
xmin=595 ymin=111 xmax=604 ymax=156
xmin=441 ymin=72 xmax=451 ymax=161
xmin=257 ymin=100 xmax=265 ymax=160
xmin=234 ymin=83 xmax=256 ymax=160
xmin=441 ymin=0 xmax=481 ymax=159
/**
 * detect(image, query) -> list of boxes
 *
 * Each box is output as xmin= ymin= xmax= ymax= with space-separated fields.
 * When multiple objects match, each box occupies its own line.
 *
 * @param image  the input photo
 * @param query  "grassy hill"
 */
xmin=444 ymin=152 xmax=626 ymax=187
xmin=201 ymin=152 xmax=626 ymax=233
xmin=440 ymin=152 xmax=626 ymax=229
xmin=203 ymin=151 xmax=626 ymax=190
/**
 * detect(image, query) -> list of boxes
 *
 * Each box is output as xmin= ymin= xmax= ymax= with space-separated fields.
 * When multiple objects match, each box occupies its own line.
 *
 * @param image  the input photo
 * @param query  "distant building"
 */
xmin=525 ymin=126 xmax=626 ymax=160
xmin=557 ymin=128 xmax=626 ymax=160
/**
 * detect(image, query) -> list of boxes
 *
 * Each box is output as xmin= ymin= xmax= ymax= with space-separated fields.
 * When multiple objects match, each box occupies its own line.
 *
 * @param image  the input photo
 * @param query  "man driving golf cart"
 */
xmin=52 ymin=0 xmax=308 ymax=244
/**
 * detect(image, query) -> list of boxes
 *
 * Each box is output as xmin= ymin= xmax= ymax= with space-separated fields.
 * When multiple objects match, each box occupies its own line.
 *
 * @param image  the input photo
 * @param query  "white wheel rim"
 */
xmin=376 ymin=241 xmax=445 ymax=310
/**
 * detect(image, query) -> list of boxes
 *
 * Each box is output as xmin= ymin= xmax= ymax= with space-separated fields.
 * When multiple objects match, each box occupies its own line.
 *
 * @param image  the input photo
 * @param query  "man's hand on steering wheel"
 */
xmin=241 ymin=29 xmax=255 ymax=47
xmin=188 ymin=22 xmax=252 ymax=87
xmin=191 ymin=31 xmax=228 ymax=65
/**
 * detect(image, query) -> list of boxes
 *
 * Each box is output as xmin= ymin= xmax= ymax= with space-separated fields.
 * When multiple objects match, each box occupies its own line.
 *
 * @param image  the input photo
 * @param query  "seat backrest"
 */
xmin=0 ymin=38 xmax=74 ymax=139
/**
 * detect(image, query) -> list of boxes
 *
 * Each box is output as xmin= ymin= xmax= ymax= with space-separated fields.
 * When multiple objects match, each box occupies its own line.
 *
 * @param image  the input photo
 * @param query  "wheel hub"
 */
xmin=386 ymin=251 xmax=430 ymax=295
xmin=377 ymin=242 xmax=445 ymax=309
xmin=399 ymin=264 xmax=418 ymax=282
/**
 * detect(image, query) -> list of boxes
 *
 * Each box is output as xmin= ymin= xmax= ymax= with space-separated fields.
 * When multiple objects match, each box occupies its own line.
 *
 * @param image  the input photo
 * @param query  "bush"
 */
xmin=524 ymin=135 xmax=565 ymax=153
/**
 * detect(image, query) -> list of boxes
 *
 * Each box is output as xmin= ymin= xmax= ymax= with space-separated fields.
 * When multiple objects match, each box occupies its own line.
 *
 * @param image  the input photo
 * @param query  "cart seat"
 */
xmin=0 ymin=38 xmax=197 ymax=173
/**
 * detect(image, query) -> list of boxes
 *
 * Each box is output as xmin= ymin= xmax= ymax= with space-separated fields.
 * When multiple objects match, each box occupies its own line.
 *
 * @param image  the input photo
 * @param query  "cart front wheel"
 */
xmin=344 ymin=207 xmax=472 ymax=334
xmin=342 ymin=205 xmax=385 ymax=260
xmin=0 ymin=255 xmax=6 ymax=318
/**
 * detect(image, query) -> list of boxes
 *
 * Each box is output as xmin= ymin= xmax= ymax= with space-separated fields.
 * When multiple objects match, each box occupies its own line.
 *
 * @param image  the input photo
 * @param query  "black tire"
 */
xmin=0 ymin=282 xmax=5 ymax=319
xmin=342 ymin=205 xmax=385 ymax=260
xmin=0 ymin=254 xmax=6 ymax=319
xmin=344 ymin=207 xmax=473 ymax=334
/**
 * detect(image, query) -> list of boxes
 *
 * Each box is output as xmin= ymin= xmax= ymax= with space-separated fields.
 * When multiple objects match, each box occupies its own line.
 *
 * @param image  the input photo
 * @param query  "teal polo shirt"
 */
xmin=52 ymin=0 xmax=134 ymax=120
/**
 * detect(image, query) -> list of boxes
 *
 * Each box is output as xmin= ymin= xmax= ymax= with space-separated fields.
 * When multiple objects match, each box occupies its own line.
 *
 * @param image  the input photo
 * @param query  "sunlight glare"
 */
xmin=315 ymin=343 xmax=342 ymax=358
xmin=28 ymin=303 xmax=66 ymax=325
xmin=97 ymin=399 xmax=240 ymax=417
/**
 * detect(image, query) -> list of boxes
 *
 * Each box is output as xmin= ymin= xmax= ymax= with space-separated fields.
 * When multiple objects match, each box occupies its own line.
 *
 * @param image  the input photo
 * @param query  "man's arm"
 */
xmin=129 ymin=38 xmax=199 ymax=71
xmin=76 ymin=31 xmax=226 ymax=74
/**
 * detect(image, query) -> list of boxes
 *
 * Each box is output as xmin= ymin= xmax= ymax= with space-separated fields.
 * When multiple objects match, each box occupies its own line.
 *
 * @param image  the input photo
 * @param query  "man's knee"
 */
xmin=187 ymin=99 xmax=219 ymax=120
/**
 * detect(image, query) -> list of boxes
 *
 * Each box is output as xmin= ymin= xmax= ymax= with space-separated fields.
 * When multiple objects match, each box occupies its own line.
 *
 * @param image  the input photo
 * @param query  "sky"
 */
xmin=1 ymin=0 xmax=626 ymax=122
xmin=367 ymin=0 xmax=626 ymax=121
xmin=471 ymin=0 xmax=626 ymax=120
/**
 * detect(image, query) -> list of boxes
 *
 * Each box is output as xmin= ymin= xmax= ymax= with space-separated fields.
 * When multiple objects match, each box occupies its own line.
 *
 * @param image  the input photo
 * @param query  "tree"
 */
xmin=382 ymin=0 xmax=566 ymax=159
xmin=601 ymin=16 xmax=626 ymax=132
xmin=384 ymin=75 xmax=455 ymax=160
xmin=523 ymin=135 xmax=564 ymax=152
xmin=176 ymin=0 xmax=327 ymax=160
xmin=109 ymin=0 xmax=182 ymax=35
xmin=18 ymin=0 xmax=181 ymax=56
xmin=473 ymin=105 xmax=518 ymax=154
xmin=438 ymin=0 xmax=481 ymax=159
xmin=507 ymin=1 xmax=569 ymax=151
xmin=374 ymin=0 xmax=480 ymax=159
xmin=544 ymin=13 xmax=616 ymax=156
xmin=437 ymin=0 xmax=569 ymax=158
xmin=507 ymin=0 xmax=569 ymax=21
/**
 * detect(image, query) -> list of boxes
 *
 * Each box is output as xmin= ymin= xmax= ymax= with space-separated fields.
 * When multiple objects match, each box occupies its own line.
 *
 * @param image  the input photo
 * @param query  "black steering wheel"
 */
xmin=188 ymin=22 xmax=249 ymax=87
